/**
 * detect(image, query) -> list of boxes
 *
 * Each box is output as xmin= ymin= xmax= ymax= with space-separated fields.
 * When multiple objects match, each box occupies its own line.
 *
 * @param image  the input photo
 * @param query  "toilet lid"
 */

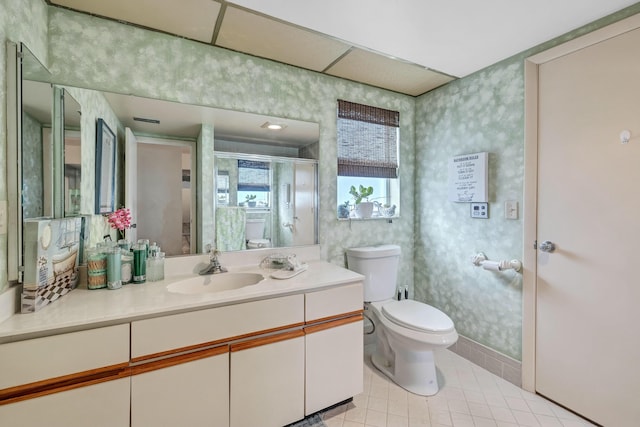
xmin=247 ymin=239 xmax=270 ymax=248
xmin=382 ymin=300 xmax=454 ymax=333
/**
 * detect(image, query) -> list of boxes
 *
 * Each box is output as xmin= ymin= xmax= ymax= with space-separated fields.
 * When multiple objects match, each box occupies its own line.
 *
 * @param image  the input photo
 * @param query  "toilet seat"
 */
xmin=247 ymin=239 xmax=271 ymax=249
xmin=382 ymin=300 xmax=454 ymax=333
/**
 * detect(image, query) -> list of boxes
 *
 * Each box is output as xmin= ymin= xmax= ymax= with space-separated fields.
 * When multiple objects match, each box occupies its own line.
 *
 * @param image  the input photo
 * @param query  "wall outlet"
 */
xmin=0 ymin=200 xmax=7 ymax=234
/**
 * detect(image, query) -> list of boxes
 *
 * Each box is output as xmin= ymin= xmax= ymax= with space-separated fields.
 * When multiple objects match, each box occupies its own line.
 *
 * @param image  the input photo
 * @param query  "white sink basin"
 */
xmin=166 ymin=273 xmax=264 ymax=295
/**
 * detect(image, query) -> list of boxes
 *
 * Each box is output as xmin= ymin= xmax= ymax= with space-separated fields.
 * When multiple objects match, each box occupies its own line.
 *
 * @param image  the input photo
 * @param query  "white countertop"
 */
xmin=0 ymin=259 xmax=363 ymax=344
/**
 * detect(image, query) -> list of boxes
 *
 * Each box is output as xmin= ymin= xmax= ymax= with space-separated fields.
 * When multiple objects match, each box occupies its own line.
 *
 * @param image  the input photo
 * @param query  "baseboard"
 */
xmin=449 ymin=335 xmax=522 ymax=387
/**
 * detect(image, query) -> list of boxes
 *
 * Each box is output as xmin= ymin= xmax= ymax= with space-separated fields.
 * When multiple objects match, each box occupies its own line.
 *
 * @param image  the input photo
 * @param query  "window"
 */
xmin=238 ymin=159 xmax=271 ymax=208
xmin=337 ymin=100 xmax=400 ymax=218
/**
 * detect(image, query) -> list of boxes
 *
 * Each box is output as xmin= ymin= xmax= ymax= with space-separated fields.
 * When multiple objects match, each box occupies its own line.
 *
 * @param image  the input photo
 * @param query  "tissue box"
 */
xmin=21 ymin=217 xmax=83 ymax=313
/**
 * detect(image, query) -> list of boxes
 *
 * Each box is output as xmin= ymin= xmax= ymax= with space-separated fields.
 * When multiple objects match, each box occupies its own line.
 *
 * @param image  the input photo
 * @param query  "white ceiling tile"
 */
xmin=216 ymin=6 xmax=351 ymax=72
xmin=50 ymin=0 xmax=221 ymax=43
xmin=326 ymin=48 xmax=454 ymax=96
xmin=231 ymin=0 xmax=638 ymax=77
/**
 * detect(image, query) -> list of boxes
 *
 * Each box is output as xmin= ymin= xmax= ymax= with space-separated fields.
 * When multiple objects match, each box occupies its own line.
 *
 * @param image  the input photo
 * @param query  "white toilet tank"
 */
xmin=245 ymin=218 xmax=265 ymax=240
xmin=346 ymin=245 xmax=400 ymax=302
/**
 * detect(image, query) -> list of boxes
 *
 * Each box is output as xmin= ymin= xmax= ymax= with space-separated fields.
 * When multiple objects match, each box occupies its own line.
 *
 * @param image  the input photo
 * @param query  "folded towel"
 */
xmin=215 ymin=207 xmax=247 ymax=251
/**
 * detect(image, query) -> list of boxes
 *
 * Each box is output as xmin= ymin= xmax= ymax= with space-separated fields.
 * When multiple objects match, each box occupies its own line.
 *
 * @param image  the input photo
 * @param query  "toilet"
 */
xmin=346 ymin=245 xmax=458 ymax=396
xmin=245 ymin=218 xmax=271 ymax=249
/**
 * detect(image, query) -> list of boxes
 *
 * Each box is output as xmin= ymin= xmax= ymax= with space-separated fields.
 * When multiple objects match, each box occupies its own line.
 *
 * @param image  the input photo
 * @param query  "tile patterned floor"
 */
xmin=317 ymin=346 xmax=596 ymax=427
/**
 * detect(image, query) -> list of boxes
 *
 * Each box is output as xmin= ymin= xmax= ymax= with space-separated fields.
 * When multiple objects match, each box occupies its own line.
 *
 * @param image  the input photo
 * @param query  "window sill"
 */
xmin=337 ymin=215 xmax=398 ymax=221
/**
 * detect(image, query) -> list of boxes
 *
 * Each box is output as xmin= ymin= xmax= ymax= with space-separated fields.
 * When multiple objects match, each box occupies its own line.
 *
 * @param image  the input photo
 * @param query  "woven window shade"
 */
xmin=238 ymin=160 xmax=270 ymax=191
xmin=337 ymin=100 xmax=399 ymax=178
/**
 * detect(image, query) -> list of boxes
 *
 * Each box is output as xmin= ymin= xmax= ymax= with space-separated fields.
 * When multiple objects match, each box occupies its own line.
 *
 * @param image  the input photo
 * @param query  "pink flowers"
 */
xmin=107 ymin=208 xmax=132 ymax=234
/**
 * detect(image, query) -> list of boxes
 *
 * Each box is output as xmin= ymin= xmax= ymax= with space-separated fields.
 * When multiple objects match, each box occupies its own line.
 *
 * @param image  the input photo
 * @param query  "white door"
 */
xmin=536 ymin=27 xmax=640 ymax=426
xmin=124 ymin=127 xmax=138 ymax=243
xmin=292 ymin=163 xmax=315 ymax=246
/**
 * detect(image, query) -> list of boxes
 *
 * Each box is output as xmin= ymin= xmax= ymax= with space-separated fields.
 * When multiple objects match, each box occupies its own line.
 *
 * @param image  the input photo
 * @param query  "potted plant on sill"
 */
xmin=349 ymin=185 xmax=374 ymax=219
xmin=338 ymin=200 xmax=351 ymax=219
xmin=245 ymin=194 xmax=257 ymax=208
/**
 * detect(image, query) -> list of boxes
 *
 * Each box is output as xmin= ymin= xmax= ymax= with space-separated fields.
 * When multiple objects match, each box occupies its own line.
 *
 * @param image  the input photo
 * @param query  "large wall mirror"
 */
xmin=14 ymin=46 xmax=320 ymax=261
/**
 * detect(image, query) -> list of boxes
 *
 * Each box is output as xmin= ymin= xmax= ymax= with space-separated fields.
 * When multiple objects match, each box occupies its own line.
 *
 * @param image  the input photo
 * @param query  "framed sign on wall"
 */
xmin=448 ymin=152 xmax=488 ymax=203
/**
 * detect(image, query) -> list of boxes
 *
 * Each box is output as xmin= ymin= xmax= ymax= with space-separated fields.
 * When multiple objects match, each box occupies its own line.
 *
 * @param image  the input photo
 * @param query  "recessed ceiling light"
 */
xmin=261 ymin=121 xmax=287 ymax=130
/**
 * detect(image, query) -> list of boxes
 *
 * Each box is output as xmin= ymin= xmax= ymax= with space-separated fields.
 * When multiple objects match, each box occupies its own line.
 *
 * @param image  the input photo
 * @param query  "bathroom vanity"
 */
xmin=0 ymin=251 xmax=364 ymax=427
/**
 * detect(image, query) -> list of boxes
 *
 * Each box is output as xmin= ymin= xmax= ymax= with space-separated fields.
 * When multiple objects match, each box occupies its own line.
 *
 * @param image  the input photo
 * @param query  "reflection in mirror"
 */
xmin=134 ymin=137 xmax=194 ymax=256
xmin=18 ymin=81 xmax=320 ymax=257
xmin=62 ymin=91 xmax=82 ymax=216
xmin=103 ymin=91 xmax=320 ymax=255
xmin=214 ymin=153 xmax=317 ymax=251
xmin=21 ymin=80 xmax=52 ymax=219
xmin=9 ymin=43 xmax=52 ymax=281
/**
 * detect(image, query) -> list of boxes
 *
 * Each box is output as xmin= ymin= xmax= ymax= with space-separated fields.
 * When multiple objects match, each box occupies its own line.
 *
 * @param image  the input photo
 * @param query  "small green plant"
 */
xmin=349 ymin=185 xmax=374 ymax=204
xmin=337 ymin=200 xmax=351 ymax=218
xmin=245 ymin=194 xmax=257 ymax=202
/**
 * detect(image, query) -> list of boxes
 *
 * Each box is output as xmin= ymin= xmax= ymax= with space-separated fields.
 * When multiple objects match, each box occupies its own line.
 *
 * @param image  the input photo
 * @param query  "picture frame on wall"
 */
xmin=95 ymin=118 xmax=116 ymax=214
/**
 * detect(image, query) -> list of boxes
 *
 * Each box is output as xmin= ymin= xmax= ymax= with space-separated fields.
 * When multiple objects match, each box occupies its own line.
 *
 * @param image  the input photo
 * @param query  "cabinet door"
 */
xmin=0 ymin=324 xmax=129 ymax=390
xmin=230 ymin=333 xmax=305 ymax=427
xmin=131 ymin=348 xmax=229 ymax=427
xmin=0 ymin=378 xmax=129 ymax=427
xmin=305 ymin=318 xmax=364 ymax=415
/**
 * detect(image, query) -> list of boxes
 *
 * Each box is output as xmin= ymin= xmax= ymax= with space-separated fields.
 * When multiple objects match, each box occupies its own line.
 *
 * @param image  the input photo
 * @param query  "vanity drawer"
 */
xmin=131 ymin=294 xmax=304 ymax=360
xmin=305 ymin=282 xmax=363 ymax=322
xmin=0 ymin=324 xmax=129 ymax=390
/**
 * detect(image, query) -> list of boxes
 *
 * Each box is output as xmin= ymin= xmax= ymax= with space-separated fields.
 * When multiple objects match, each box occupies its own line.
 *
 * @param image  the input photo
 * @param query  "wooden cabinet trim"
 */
xmin=131 ymin=321 xmax=305 ymax=363
xmin=0 ymin=363 xmax=129 ymax=406
xmin=304 ymin=314 xmax=363 ymax=335
xmin=230 ymin=330 xmax=304 ymax=352
xmin=130 ymin=345 xmax=229 ymax=376
xmin=305 ymin=310 xmax=364 ymax=327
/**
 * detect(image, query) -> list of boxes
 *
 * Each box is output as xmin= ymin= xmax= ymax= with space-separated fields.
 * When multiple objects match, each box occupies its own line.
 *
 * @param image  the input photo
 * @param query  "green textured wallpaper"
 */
xmin=415 ymin=60 xmax=525 ymax=360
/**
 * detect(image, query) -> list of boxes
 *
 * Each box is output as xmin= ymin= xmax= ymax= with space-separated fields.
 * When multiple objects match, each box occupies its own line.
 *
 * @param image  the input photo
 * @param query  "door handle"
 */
xmin=539 ymin=240 xmax=556 ymax=253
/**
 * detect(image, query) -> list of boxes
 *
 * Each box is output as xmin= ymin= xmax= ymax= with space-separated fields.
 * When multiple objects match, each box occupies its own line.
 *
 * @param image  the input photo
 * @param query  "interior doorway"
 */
xmin=523 ymin=15 xmax=640 ymax=427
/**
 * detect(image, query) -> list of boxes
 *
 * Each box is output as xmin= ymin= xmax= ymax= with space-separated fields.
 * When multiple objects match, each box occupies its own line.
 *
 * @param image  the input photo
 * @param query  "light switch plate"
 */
xmin=505 ymin=200 xmax=518 ymax=220
xmin=470 ymin=202 xmax=488 ymax=219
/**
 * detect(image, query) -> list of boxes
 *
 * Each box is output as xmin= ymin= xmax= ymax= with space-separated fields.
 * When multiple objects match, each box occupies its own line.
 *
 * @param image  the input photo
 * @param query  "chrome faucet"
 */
xmin=199 ymin=248 xmax=227 ymax=275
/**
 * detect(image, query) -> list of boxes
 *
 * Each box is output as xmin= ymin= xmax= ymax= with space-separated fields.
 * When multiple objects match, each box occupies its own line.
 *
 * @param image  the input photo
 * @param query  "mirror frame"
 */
xmin=6 ymin=41 xmax=22 ymax=282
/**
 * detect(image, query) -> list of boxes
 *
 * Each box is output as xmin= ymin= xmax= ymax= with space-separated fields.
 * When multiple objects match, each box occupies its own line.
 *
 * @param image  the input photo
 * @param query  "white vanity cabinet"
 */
xmin=0 ymin=324 xmax=130 ymax=427
xmin=304 ymin=282 xmax=364 ymax=415
xmin=0 ymin=267 xmax=365 ymax=427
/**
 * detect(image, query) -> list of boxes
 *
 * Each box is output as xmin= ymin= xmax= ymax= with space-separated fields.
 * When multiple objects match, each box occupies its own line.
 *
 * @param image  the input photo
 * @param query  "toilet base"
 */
xmin=371 ymin=348 xmax=440 ymax=396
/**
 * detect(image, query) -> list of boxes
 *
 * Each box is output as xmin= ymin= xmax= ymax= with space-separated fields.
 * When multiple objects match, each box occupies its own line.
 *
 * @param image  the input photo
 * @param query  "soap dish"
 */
xmin=270 ymin=263 xmax=308 ymax=280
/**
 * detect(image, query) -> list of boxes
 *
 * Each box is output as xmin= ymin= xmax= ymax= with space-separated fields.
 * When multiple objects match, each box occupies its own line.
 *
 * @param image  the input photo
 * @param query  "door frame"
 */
xmin=521 ymin=13 xmax=640 ymax=392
